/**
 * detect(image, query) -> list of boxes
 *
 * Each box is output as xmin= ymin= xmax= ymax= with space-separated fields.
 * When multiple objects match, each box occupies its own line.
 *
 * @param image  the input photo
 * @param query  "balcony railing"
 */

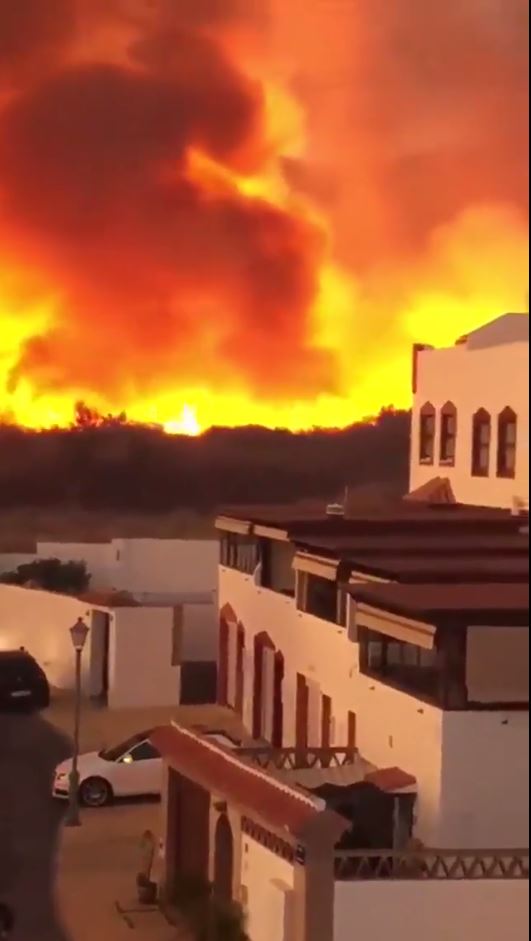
xmin=334 ymin=849 xmax=529 ymax=881
xmin=238 ymin=746 xmax=357 ymax=771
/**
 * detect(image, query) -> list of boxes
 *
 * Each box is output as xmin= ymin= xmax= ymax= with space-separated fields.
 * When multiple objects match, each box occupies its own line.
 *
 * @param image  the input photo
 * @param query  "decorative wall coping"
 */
xmin=237 ymin=746 xmax=358 ymax=771
xmin=334 ymin=848 xmax=530 ymax=881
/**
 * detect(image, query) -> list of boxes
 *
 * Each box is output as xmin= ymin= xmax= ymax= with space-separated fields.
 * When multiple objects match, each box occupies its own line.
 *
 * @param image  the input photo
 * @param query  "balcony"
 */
xmin=238 ymin=745 xmax=358 ymax=771
xmin=334 ymin=848 xmax=529 ymax=881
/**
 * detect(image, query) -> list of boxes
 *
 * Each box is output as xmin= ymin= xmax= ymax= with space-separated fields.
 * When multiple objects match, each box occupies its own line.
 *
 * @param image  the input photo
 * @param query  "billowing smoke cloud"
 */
xmin=272 ymin=0 xmax=528 ymax=267
xmin=0 ymin=0 xmax=528 ymax=422
xmin=1 ymin=0 xmax=332 ymax=399
xmin=0 ymin=0 xmax=74 ymax=84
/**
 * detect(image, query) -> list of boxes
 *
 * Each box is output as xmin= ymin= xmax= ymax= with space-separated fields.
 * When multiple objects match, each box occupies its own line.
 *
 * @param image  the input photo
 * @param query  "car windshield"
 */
xmin=99 ymin=731 xmax=151 ymax=762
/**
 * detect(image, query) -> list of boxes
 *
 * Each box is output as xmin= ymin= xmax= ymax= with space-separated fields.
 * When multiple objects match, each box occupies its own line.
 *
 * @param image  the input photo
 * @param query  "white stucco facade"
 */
xmin=240 ymin=838 xmax=295 ymax=941
xmin=219 ymin=566 xmax=529 ymax=848
xmin=0 ymin=537 xmax=219 ymax=596
xmin=0 ymin=584 xmax=94 ymax=691
xmin=0 ymin=584 xmax=182 ymax=708
xmin=410 ymin=313 xmax=529 ymax=508
xmin=333 ymin=880 xmax=529 ymax=941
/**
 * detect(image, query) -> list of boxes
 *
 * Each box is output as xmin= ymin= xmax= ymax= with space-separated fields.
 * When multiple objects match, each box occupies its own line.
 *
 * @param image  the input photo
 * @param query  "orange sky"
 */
xmin=0 ymin=0 xmax=528 ymax=432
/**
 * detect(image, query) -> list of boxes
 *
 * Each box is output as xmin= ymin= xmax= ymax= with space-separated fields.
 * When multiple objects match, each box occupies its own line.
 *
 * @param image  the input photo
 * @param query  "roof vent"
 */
xmin=326 ymin=502 xmax=346 ymax=517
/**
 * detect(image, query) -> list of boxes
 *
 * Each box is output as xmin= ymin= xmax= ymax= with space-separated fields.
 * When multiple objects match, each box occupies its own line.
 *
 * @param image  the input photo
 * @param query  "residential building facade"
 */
xmin=410 ymin=313 xmax=529 ymax=509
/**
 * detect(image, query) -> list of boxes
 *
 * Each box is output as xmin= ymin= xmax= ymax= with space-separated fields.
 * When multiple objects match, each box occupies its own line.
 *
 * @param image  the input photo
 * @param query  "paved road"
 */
xmin=2 ymin=698 xmax=240 ymax=940
xmin=57 ymin=802 xmax=178 ymax=941
xmin=0 ymin=713 xmax=71 ymax=941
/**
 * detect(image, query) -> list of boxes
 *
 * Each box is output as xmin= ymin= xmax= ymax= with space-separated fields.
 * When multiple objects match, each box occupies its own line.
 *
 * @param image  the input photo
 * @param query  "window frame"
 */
xmin=124 ymin=740 xmax=160 ymax=763
xmin=419 ymin=402 xmax=436 ymax=464
xmin=439 ymin=401 xmax=457 ymax=466
xmin=496 ymin=407 xmax=517 ymax=479
xmin=471 ymin=408 xmax=491 ymax=478
xmin=359 ymin=627 xmax=440 ymax=704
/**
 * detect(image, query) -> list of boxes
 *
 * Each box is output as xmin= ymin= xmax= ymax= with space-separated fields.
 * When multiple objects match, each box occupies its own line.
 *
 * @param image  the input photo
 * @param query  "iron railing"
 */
xmin=238 ymin=746 xmax=357 ymax=771
xmin=334 ymin=849 xmax=529 ymax=881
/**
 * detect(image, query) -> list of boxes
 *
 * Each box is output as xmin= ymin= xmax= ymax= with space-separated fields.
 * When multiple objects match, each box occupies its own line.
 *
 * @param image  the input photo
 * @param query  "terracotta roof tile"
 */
xmin=150 ymin=724 xmax=344 ymax=842
xmin=364 ymin=767 xmax=417 ymax=793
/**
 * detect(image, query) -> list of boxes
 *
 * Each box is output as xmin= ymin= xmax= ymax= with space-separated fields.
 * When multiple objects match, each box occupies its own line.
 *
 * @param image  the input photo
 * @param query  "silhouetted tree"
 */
xmin=0 ymin=559 xmax=90 ymax=594
xmin=0 ymin=409 xmax=410 ymax=512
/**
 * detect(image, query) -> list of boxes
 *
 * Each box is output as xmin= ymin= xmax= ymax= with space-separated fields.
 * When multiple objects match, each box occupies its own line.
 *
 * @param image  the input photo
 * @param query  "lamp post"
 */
xmin=64 ymin=617 xmax=90 ymax=828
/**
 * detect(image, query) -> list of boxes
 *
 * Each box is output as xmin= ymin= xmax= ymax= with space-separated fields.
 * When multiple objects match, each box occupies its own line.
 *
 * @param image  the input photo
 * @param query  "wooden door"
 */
xmin=272 ymin=651 xmax=285 ymax=748
xmin=295 ymin=674 xmax=309 ymax=754
xmin=218 ymin=617 xmax=229 ymax=705
xmin=321 ymin=695 xmax=332 ymax=749
xmin=235 ymin=624 xmax=245 ymax=716
xmin=347 ymin=711 xmax=357 ymax=752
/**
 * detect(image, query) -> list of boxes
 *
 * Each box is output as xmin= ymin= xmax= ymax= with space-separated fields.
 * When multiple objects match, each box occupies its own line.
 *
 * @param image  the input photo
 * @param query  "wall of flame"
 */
xmin=0 ymin=0 xmax=528 ymax=433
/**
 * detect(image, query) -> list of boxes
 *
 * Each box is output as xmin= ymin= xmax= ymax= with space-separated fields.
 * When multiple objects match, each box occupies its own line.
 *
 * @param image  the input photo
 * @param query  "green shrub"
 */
xmin=168 ymin=874 xmax=248 ymax=941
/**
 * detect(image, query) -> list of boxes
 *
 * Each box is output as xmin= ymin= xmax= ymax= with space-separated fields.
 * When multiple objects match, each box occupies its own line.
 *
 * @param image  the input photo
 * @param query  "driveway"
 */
xmin=50 ymin=697 xmax=245 ymax=940
xmin=57 ymin=801 xmax=177 ymax=941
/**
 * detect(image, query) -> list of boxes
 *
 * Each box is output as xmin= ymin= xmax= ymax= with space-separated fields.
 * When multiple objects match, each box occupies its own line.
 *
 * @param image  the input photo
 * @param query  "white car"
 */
xmin=53 ymin=728 xmax=240 ymax=808
xmin=53 ymin=730 xmax=162 ymax=807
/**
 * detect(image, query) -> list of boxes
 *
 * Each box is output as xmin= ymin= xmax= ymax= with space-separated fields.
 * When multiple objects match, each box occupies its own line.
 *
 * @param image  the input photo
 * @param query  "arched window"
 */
xmin=497 ymin=407 xmax=517 ymax=479
xmin=419 ymin=402 xmax=436 ymax=463
xmin=439 ymin=401 xmax=457 ymax=464
xmin=471 ymin=409 xmax=491 ymax=477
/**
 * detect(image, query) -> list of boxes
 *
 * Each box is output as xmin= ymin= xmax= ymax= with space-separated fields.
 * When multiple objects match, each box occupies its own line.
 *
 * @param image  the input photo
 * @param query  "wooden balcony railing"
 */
xmin=334 ymin=849 xmax=529 ymax=881
xmin=238 ymin=746 xmax=357 ymax=771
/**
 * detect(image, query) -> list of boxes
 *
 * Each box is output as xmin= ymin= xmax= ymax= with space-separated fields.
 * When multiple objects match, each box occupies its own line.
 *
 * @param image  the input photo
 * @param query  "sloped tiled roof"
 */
xmin=150 ymin=724 xmax=346 ymax=842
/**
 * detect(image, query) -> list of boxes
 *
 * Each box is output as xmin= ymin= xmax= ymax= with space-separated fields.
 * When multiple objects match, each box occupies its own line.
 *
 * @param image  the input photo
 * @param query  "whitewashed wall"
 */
xmin=1 ymin=538 xmax=219 ymax=598
xmin=108 ymin=606 xmax=180 ymax=709
xmin=240 ymin=836 xmax=295 ymax=941
xmin=220 ymin=567 xmax=444 ymax=845
xmin=112 ymin=539 xmax=219 ymax=594
xmin=334 ymin=880 xmax=529 ymax=941
xmin=219 ymin=567 xmax=529 ymax=849
xmin=180 ymin=602 xmax=218 ymax=662
xmin=440 ymin=710 xmax=529 ymax=848
xmin=410 ymin=332 xmax=529 ymax=508
xmin=0 ymin=584 xmax=94 ymax=690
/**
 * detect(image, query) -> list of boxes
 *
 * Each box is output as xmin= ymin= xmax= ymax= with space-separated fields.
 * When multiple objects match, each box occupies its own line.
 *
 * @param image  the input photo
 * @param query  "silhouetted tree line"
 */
xmin=0 ymin=407 xmax=410 ymax=512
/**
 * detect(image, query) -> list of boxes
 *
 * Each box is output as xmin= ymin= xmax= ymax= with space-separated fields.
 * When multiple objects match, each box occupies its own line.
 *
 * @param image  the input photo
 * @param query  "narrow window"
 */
xmin=471 ymin=409 xmax=491 ymax=477
xmin=439 ymin=402 xmax=457 ymax=465
xmin=497 ymin=408 xmax=517 ymax=479
xmin=419 ymin=402 xmax=436 ymax=463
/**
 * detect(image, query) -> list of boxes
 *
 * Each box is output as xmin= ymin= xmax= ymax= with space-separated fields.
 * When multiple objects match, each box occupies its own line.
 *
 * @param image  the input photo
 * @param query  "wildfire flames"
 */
xmin=0 ymin=0 xmax=528 ymax=433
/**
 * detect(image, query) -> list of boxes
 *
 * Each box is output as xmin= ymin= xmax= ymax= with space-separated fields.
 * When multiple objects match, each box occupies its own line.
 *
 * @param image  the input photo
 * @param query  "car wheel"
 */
xmin=79 ymin=776 xmax=113 ymax=808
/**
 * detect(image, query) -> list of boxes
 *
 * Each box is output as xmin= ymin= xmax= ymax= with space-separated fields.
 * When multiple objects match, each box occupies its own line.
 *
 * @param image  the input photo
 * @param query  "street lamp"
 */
xmin=64 ymin=617 xmax=90 ymax=828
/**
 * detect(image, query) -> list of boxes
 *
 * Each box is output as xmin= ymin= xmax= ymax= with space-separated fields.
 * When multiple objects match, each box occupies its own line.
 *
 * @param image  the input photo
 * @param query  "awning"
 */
xmin=364 ymin=767 xmax=417 ymax=794
xmin=357 ymin=603 xmax=435 ymax=650
xmin=293 ymin=552 xmax=339 ymax=581
xmin=254 ymin=524 xmax=289 ymax=542
xmin=215 ymin=516 xmax=252 ymax=535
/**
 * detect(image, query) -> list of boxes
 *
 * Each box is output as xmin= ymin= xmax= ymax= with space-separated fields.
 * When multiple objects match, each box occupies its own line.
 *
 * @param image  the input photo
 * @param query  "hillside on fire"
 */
xmin=0 ymin=408 xmax=408 ymax=513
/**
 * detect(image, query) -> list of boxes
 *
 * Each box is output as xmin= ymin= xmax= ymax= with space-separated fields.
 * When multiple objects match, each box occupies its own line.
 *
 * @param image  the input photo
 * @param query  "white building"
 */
xmin=214 ymin=509 xmax=528 ymax=849
xmin=410 ymin=313 xmax=529 ymax=509
xmin=150 ymin=314 xmax=529 ymax=941
xmin=0 ymin=537 xmax=220 ymax=708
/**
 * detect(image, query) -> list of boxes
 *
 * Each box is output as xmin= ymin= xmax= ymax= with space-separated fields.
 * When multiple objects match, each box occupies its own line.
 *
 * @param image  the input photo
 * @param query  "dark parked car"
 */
xmin=0 ymin=650 xmax=50 ymax=713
